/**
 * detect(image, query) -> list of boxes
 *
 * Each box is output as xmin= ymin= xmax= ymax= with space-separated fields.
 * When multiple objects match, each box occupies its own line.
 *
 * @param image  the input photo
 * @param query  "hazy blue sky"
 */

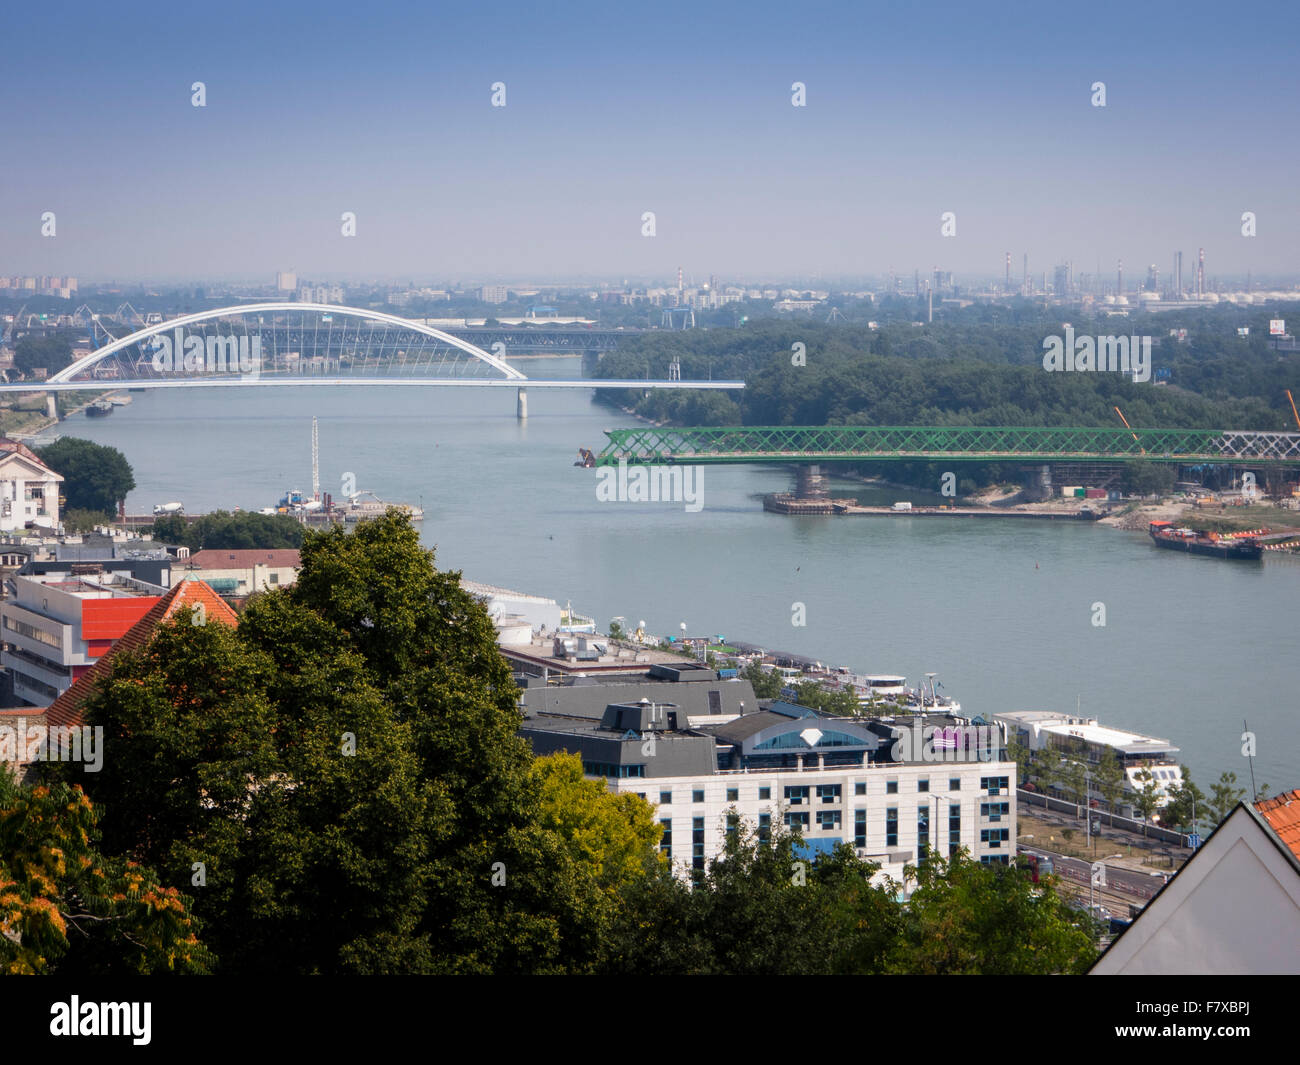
xmin=3 ymin=0 xmax=1297 ymax=283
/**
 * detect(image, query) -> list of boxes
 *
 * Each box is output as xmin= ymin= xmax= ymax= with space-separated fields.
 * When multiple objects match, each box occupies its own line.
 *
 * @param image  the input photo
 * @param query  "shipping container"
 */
xmin=1074 ymin=488 xmax=1087 ymax=498
xmin=1060 ymin=485 xmax=1081 ymax=497
xmin=1085 ymin=488 xmax=1106 ymax=499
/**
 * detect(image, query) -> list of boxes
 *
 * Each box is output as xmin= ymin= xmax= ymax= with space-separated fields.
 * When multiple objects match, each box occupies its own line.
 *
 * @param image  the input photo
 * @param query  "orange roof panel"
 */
xmin=1254 ymin=789 xmax=1300 ymax=862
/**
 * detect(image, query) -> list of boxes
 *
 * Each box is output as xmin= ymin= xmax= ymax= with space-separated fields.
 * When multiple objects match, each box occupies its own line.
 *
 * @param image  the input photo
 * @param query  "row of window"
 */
xmin=648 ymin=775 xmax=997 ymax=806
xmin=3 ymin=613 xmax=62 ymax=650
xmin=584 ymin=762 xmax=646 ymax=778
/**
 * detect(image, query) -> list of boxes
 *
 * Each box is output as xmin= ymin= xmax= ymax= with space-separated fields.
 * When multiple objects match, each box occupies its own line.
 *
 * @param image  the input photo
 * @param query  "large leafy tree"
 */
xmin=35 ymin=437 xmax=135 ymax=515
xmin=13 ymin=334 xmax=74 ymax=378
xmin=78 ymin=512 xmax=623 ymax=973
xmin=886 ymin=851 xmax=1097 ymax=975
xmin=0 ymin=772 xmax=211 ymax=974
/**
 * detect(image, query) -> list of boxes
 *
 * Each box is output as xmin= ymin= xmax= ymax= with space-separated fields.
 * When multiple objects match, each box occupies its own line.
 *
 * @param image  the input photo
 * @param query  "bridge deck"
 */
xmin=596 ymin=426 xmax=1300 ymax=466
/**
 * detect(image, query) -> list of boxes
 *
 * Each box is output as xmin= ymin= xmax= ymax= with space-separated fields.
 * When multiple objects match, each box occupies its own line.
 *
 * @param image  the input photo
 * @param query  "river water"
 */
xmin=34 ymin=358 xmax=1299 ymax=792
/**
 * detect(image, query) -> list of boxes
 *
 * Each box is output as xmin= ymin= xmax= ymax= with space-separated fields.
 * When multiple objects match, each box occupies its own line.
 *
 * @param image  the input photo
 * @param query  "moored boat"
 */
xmin=1148 ymin=520 xmax=1262 ymax=560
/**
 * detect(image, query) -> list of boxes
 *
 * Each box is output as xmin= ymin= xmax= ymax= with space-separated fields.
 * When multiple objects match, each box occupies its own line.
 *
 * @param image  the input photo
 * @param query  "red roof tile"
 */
xmin=186 ymin=549 xmax=301 ymax=570
xmin=1254 ymin=789 xmax=1300 ymax=862
xmin=45 ymin=579 xmax=238 ymax=730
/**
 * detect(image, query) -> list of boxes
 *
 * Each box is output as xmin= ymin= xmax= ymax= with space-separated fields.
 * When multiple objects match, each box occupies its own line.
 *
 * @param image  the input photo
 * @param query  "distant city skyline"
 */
xmin=3 ymin=0 xmax=1297 ymax=281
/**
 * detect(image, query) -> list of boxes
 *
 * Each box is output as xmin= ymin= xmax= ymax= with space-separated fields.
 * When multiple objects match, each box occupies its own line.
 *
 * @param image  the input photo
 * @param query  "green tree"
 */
xmin=887 ymin=851 xmax=1098 ymax=975
xmin=1207 ymin=771 xmax=1247 ymax=828
xmin=0 ymin=773 xmax=211 ymax=975
xmin=1162 ymin=767 xmax=1207 ymax=833
xmin=62 ymin=507 xmax=106 ymax=534
xmin=1122 ymin=459 xmax=1176 ymax=497
xmin=740 ymin=658 xmax=784 ymax=699
xmin=183 ymin=510 xmax=306 ymax=551
xmin=36 ymin=437 xmax=135 ymax=515
xmin=1132 ymin=768 xmax=1162 ymax=836
xmin=150 ymin=512 xmax=188 ymax=544
xmin=790 ymin=680 xmax=861 ymax=717
xmin=1058 ymin=755 xmax=1089 ymax=818
xmin=1095 ymin=748 xmax=1126 ymax=818
xmin=1006 ymin=737 xmax=1033 ymax=788
xmin=13 ymin=334 xmax=73 ymax=378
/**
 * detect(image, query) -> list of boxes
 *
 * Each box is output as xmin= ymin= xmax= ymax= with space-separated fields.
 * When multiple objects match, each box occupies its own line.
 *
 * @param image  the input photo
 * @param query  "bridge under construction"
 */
xmin=592 ymin=424 xmax=1300 ymax=505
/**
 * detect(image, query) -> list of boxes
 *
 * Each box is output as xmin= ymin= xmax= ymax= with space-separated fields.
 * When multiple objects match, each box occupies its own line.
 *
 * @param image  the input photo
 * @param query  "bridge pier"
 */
xmin=45 ymin=395 xmax=58 ymax=420
xmin=795 ymin=464 xmax=828 ymax=500
xmin=516 ymin=387 xmax=527 ymax=421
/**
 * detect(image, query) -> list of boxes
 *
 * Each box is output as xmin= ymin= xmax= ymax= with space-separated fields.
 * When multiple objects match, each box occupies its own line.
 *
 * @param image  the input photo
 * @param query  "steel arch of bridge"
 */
xmin=47 ymin=302 xmax=527 ymax=383
xmin=597 ymin=425 xmax=1300 ymax=466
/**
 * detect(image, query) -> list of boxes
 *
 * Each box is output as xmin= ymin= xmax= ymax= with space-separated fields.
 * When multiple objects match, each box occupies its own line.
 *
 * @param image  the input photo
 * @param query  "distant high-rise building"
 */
xmin=1145 ymin=264 xmax=1158 ymax=292
xmin=479 ymin=285 xmax=509 ymax=305
xmin=276 ymin=271 xmax=297 ymax=293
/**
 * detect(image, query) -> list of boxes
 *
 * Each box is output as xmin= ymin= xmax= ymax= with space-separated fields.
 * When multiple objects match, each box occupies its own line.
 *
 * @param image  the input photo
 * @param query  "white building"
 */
xmin=995 ymin=709 xmax=1181 ymax=817
xmin=523 ymin=692 xmax=1017 ymax=889
xmin=0 ymin=441 xmax=63 ymax=533
xmin=183 ymin=549 xmax=300 ymax=596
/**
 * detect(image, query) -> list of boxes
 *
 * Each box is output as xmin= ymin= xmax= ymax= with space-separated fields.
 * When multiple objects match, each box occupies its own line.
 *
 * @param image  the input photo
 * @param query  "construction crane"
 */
xmin=1113 ymin=406 xmax=1145 ymax=455
xmin=1286 ymin=390 xmax=1300 ymax=431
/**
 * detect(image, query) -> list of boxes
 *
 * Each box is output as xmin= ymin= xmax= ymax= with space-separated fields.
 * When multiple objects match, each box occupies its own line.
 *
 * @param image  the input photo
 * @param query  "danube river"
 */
xmin=37 ymin=359 xmax=1299 ymax=793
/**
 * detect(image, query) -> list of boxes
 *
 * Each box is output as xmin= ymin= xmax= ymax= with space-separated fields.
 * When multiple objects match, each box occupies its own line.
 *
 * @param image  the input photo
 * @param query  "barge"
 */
xmin=1148 ymin=520 xmax=1263 ymax=560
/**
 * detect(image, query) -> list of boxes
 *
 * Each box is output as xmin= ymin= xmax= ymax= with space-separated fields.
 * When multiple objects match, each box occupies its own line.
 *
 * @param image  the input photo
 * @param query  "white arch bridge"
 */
xmin=2 ymin=304 xmax=742 ymax=415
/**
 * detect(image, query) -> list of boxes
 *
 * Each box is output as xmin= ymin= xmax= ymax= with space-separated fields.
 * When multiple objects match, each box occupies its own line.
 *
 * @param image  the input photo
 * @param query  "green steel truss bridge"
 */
xmin=596 ymin=425 xmax=1300 ymax=467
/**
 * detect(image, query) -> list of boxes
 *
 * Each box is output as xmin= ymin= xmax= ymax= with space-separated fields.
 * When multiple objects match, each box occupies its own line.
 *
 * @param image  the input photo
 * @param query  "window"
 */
xmin=659 ymin=819 xmax=672 ymax=858
xmin=949 ymin=802 xmax=961 ymax=855
xmin=269 ymin=573 xmax=280 ymax=584
xmin=758 ymin=786 xmax=771 ymax=801
xmin=949 ymin=777 xmax=961 ymax=791
xmin=708 ymin=690 xmax=722 ymax=714
xmin=918 ymin=779 xmax=930 ymax=793
xmin=854 ymin=782 xmax=866 ymax=796
xmin=692 ymin=817 xmax=705 ymax=874
xmin=886 ymin=807 xmax=898 ymax=848
xmin=758 ymin=812 xmax=771 ymax=842
xmin=659 ymin=790 xmax=673 ymax=805
xmin=817 ymin=810 xmax=842 ymax=830
xmin=981 ymin=776 xmax=1010 ymax=795
xmin=886 ymin=780 xmax=898 ymax=795
xmin=635 ymin=792 xmax=645 ymax=800
xmin=692 ymin=789 xmax=705 ymax=803
xmin=980 ymin=801 xmax=1010 ymax=821
xmin=726 ymin=787 xmax=738 ymax=802
xmin=816 ymin=784 xmax=841 ymax=804
xmin=784 ymin=785 xmax=809 ymax=806
xmin=785 ymin=811 xmax=810 ymax=829
xmin=981 ymin=854 xmax=1010 ymax=866
xmin=583 ymin=761 xmax=645 ymax=778
xmin=980 ymin=828 xmax=1010 ymax=848
xmin=854 ymin=809 xmax=867 ymax=848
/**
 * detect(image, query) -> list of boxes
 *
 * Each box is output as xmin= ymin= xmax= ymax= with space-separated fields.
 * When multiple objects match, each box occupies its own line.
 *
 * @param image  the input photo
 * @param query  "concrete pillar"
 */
xmin=516 ymin=387 xmax=527 ymax=420
xmin=795 ymin=464 xmax=828 ymax=500
xmin=45 ymin=395 xmax=58 ymax=420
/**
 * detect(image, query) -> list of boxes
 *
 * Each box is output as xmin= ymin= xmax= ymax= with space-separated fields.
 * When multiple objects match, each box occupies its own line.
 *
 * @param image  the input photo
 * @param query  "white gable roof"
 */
xmin=1091 ymin=803 xmax=1300 ymax=974
xmin=0 ymin=449 xmax=62 ymax=482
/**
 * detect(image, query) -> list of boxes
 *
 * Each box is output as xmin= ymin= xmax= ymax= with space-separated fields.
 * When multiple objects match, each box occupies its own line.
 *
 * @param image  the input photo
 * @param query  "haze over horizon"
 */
xmin=5 ymin=0 xmax=1298 ymax=283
